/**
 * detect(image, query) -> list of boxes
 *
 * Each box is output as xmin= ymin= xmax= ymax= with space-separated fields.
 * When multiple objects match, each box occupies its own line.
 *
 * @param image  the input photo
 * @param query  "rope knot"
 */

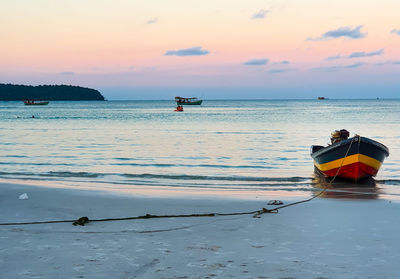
xmin=73 ymin=216 xmax=90 ymax=226
xmin=253 ymin=207 xmax=279 ymax=218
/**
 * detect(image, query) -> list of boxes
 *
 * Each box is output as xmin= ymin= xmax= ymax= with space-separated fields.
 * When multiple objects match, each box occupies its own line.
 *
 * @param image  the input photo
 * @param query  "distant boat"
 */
xmin=311 ymin=129 xmax=389 ymax=181
xmin=317 ymin=97 xmax=327 ymax=100
xmin=174 ymin=105 xmax=184 ymax=112
xmin=24 ymin=99 xmax=49 ymax=106
xmin=175 ymin=96 xmax=202 ymax=105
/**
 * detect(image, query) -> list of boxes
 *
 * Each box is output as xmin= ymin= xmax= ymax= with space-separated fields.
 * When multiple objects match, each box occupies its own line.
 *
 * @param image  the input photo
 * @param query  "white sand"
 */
xmin=1 ymin=181 xmax=399 ymax=279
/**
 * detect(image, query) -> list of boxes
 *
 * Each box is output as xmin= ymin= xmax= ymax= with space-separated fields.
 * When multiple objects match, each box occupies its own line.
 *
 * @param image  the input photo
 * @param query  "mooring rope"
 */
xmin=270 ymin=136 xmax=357 ymax=212
xmin=0 ymin=208 xmax=278 ymax=226
xmin=0 ymin=137 xmax=357 ymax=227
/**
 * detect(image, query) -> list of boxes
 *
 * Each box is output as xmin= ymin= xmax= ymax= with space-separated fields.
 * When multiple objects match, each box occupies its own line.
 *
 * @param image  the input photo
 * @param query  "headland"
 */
xmin=0 ymin=83 xmax=105 ymax=101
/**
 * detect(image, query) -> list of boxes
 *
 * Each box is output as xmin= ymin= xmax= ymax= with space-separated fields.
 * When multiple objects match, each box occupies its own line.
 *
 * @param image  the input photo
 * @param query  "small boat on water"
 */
xmin=175 ymin=96 xmax=202 ymax=105
xmin=24 ymin=99 xmax=49 ymax=106
xmin=317 ymin=97 xmax=327 ymax=100
xmin=174 ymin=105 xmax=184 ymax=112
xmin=311 ymin=129 xmax=389 ymax=181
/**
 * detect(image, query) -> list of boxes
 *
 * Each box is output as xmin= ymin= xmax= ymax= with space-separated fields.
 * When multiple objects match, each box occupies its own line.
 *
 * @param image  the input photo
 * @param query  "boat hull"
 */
xmin=24 ymin=101 xmax=49 ymax=105
xmin=311 ymin=136 xmax=389 ymax=181
xmin=176 ymin=100 xmax=202 ymax=105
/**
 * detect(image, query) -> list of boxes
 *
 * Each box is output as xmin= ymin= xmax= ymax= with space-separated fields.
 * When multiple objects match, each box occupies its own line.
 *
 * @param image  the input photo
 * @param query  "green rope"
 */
xmin=0 ymin=208 xmax=278 ymax=226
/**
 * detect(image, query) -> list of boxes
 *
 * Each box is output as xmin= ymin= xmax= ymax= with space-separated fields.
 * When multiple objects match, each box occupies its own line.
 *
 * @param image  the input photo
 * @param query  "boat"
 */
xmin=24 ymin=99 xmax=49 ymax=106
xmin=317 ymin=97 xmax=327 ymax=100
xmin=174 ymin=105 xmax=184 ymax=112
xmin=175 ymin=96 xmax=202 ymax=105
xmin=311 ymin=129 xmax=389 ymax=181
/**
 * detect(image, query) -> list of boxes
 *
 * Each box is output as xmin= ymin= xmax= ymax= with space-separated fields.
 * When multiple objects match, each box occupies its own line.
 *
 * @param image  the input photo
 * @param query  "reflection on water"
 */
xmin=312 ymin=174 xmax=379 ymax=200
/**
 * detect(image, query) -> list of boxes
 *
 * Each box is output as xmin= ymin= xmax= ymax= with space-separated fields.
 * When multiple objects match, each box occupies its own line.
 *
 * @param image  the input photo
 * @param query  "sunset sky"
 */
xmin=1 ymin=0 xmax=399 ymax=99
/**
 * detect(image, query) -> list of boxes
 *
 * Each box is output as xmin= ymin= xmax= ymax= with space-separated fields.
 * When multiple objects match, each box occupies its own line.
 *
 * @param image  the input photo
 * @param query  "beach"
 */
xmin=1 ymin=181 xmax=399 ymax=279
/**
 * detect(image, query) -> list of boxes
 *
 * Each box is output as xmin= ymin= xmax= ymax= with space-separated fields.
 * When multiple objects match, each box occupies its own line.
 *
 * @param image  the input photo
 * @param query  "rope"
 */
xmin=268 ymin=135 xmax=357 ymax=212
xmin=0 ymin=137 xmax=357 ymax=227
xmin=0 ymin=208 xmax=278 ymax=226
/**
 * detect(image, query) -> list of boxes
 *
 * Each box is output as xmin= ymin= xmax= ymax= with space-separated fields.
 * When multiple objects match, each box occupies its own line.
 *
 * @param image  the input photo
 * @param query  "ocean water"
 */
xmin=1 ymin=99 xmax=400 ymax=200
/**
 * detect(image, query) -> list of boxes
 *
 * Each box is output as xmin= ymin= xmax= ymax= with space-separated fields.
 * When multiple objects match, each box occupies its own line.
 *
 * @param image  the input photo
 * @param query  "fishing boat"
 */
xmin=24 ymin=99 xmax=49 ymax=106
xmin=175 ymin=96 xmax=202 ymax=105
xmin=311 ymin=129 xmax=389 ymax=181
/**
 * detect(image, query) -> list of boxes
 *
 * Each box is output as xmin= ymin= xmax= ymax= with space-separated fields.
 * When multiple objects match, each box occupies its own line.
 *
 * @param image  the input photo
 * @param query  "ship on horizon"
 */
xmin=175 ymin=96 xmax=203 ymax=105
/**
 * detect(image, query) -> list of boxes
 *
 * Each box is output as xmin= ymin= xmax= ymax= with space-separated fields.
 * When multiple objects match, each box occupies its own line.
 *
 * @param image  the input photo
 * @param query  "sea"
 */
xmin=1 ymin=99 xmax=400 ymax=200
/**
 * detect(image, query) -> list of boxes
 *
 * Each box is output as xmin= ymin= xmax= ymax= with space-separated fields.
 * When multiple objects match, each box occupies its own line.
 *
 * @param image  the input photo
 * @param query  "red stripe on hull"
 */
xmin=321 ymin=162 xmax=378 ymax=181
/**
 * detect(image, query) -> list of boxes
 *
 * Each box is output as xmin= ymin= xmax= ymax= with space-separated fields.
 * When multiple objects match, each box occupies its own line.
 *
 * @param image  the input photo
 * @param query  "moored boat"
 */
xmin=311 ymin=129 xmax=389 ymax=181
xmin=24 ymin=99 xmax=49 ymax=106
xmin=175 ymin=96 xmax=202 ymax=105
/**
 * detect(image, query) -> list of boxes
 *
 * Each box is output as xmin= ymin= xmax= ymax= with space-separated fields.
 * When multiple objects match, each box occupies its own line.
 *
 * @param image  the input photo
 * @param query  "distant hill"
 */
xmin=0 ymin=84 xmax=105 ymax=101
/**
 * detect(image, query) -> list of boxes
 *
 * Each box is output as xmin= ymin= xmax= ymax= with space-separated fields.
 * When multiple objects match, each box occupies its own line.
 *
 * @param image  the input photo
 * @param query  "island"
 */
xmin=0 ymin=83 xmax=105 ymax=101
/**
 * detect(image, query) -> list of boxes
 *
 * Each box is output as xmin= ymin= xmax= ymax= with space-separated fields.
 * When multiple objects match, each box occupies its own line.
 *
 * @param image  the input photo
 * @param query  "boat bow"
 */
xmin=311 ymin=136 xmax=389 ymax=181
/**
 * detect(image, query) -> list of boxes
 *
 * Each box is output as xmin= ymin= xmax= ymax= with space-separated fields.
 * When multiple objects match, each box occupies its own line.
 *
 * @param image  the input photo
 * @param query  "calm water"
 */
xmin=1 ymin=99 xmax=400 ymax=200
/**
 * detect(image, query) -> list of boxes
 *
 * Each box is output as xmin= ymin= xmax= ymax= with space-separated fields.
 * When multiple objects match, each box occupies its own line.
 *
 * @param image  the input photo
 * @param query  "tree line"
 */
xmin=0 ymin=84 xmax=105 ymax=101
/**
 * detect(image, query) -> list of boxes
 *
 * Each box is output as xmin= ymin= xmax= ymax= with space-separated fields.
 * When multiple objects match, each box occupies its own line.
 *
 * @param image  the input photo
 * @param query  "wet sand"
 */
xmin=1 ymin=181 xmax=399 ymax=278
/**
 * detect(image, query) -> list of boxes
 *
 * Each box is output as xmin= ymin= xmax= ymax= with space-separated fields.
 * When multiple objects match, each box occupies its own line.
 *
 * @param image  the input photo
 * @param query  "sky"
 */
xmin=0 ymin=0 xmax=399 ymax=99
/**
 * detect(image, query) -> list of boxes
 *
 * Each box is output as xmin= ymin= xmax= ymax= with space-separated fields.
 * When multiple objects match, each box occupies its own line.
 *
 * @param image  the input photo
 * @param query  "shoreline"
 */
xmin=0 ymin=178 xmax=313 ymax=201
xmin=1 ymin=180 xmax=399 ymax=278
xmin=1 ymin=177 xmax=398 ymax=202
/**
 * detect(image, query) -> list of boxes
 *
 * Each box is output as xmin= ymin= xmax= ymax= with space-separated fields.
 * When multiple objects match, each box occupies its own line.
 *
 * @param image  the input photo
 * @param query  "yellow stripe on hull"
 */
xmin=314 ymin=154 xmax=382 ymax=172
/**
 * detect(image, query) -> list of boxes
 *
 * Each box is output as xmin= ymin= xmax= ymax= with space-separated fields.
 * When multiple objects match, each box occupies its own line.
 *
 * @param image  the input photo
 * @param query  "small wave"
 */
xmin=74 ymin=178 xmax=314 ymax=191
xmin=112 ymin=162 xmax=273 ymax=169
xmin=4 ymin=155 xmax=28 ymax=158
xmin=0 ymin=171 xmax=100 ymax=178
xmin=113 ymin=163 xmax=175 ymax=167
xmin=0 ymin=170 xmax=310 ymax=183
xmin=0 ymin=162 xmax=76 ymax=166
xmin=121 ymin=173 xmax=310 ymax=182
xmin=375 ymin=179 xmax=400 ymax=185
xmin=45 ymin=171 xmax=100 ymax=178
xmin=0 ymin=171 xmax=36 ymax=177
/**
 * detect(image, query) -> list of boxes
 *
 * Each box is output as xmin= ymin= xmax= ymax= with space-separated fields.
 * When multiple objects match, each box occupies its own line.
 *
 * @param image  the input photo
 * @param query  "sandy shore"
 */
xmin=1 ymin=181 xmax=399 ymax=279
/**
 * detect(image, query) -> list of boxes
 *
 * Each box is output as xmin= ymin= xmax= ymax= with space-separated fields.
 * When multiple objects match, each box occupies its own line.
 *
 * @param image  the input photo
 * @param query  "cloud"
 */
xmin=59 ymin=71 xmax=74 ymax=75
xmin=376 ymin=60 xmax=400 ymax=66
xmin=325 ymin=55 xmax=342 ymax=61
xmin=391 ymin=29 xmax=400 ymax=35
xmin=143 ymin=66 xmax=157 ymax=71
xmin=243 ymin=58 xmax=269 ymax=66
xmin=146 ymin=17 xmax=158 ymax=24
xmin=251 ymin=9 xmax=269 ymax=19
xmin=343 ymin=62 xmax=366 ymax=68
xmin=273 ymin=60 xmax=290 ymax=65
xmin=325 ymin=49 xmax=384 ymax=61
xmin=307 ymin=25 xmax=367 ymax=41
xmin=312 ymin=62 xmax=366 ymax=72
xmin=164 ymin=46 xmax=210 ymax=56
xmin=268 ymin=68 xmax=295 ymax=74
xmin=312 ymin=65 xmax=342 ymax=72
xmin=348 ymin=49 xmax=384 ymax=58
